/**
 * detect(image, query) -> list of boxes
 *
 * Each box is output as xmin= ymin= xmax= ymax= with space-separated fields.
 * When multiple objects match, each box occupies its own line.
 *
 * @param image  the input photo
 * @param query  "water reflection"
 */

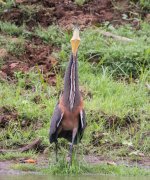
xmin=0 ymin=174 xmax=149 ymax=180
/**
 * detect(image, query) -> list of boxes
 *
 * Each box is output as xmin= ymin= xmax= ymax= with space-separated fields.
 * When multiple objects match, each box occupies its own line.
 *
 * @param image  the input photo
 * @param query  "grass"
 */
xmin=0 ymin=21 xmax=24 ymax=36
xmin=0 ymin=35 xmax=25 ymax=56
xmin=79 ymin=24 xmax=150 ymax=79
xmin=19 ymin=4 xmax=43 ymax=17
xmin=0 ymin=67 xmax=149 ymax=157
xmin=0 ymin=71 xmax=56 ymax=149
xmin=80 ymin=63 xmax=149 ymax=116
xmin=139 ymin=0 xmax=150 ymax=9
xmin=9 ymin=156 xmax=150 ymax=176
xmin=55 ymin=23 xmax=150 ymax=79
xmin=35 ymin=25 xmax=70 ymax=46
xmin=0 ymin=3 xmax=150 ymax=175
xmin=40 ymin=146 xmax=150 ymax=176
xmin=0 ymin=0 xmax=15 ymax=13
xmin=90 ymin=164 xmax=150 ymax=176
xmin=75 ymin=0 xmax=88 ymax=6
xmin=0 ymin=24 xmax=150 ymax=153
xmin=0 ymin=151 xmax=37 ymax=160
xmin=0 ymin=20 xmax=149 ymax=79
xmin=11 ymin=163 xmax=38 ymax=172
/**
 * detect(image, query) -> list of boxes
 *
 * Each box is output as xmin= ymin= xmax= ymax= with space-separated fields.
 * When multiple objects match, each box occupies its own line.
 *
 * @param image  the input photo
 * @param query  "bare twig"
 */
xmin=99 ymin=31 xmax=134 ymax=42
xmin=19 ymin=138 xmax=41 ymax=152
xmin=0 ymin=138 xmax=41 ymax=154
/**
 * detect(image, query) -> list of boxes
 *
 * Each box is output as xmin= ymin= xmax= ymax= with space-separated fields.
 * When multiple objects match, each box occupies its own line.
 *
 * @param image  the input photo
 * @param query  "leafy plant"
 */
xmin=35 ymin=25 xmax=68 ymax=46
xmin=0 ymin=21 xmax=24 ymax=36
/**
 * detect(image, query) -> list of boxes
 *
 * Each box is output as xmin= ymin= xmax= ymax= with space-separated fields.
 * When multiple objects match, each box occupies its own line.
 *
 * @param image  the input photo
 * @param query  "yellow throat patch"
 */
xmin=70 ymin=27 xmax=81 ymax=56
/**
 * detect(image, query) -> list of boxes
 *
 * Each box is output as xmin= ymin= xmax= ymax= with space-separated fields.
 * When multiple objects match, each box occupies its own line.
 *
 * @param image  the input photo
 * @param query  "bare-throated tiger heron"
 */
xmin=49 ymin=27 xmax=86 ymax=165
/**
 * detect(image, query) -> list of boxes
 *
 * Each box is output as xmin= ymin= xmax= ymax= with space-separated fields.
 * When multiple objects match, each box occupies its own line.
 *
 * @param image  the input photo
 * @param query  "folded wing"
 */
xmin=49 ymin=104 xmax=64 ymax=143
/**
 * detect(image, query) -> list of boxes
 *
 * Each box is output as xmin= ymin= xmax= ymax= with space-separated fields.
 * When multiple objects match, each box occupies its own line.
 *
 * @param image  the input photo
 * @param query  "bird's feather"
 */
xmin=49 ymin=104 xmax=64 ymax=143
xmin=80 ymin=109 xmax=86 ymax=129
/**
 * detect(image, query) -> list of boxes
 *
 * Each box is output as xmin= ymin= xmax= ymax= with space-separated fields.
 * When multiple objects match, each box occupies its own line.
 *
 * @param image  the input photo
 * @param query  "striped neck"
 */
xmin=63 ymin=54 xmax=80 ymax=111
xmin=69 ymin=57 xmax=76 ymax=110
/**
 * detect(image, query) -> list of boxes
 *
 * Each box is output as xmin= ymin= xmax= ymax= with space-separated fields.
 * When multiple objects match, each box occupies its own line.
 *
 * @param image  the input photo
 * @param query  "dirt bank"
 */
xmin=0 ymin=154 xmax=150 ymax=175
xmin=0 ymin=0 xmax=144 ymax=30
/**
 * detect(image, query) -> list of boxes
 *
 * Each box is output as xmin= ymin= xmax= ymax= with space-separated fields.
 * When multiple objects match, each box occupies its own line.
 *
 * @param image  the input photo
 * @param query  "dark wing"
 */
xmin=49 ymin=104 xmax=64 ymax=143
xmin=73 ymin=109 xmax=86 ymax=144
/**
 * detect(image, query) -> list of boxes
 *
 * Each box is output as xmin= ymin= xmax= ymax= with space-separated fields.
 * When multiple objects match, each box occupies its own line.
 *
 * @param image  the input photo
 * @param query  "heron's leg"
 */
xmin=68 ymin=127 xmax=78 ymax=165
xmin=55 ymin=126 xmax=62 ymax=162
xmin=55 ymin=142 xmax=58 ymax=162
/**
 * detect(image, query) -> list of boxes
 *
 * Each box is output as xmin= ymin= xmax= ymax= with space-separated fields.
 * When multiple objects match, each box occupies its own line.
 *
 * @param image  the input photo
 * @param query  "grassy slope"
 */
xmin=0 ymin=1 xmax=150 ymax=175
xmin=0 ymin=61 xmax=149 ymax=156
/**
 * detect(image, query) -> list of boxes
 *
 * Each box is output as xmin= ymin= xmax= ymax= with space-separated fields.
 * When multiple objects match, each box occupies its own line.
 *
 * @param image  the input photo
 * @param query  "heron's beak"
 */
xmin=70 ymin=27 xmax=80 ymax=57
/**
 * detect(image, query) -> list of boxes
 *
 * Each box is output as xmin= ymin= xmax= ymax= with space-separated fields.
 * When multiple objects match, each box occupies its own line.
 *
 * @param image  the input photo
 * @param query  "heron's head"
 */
xmin=70 ymin=26 xmax=80 ymax=57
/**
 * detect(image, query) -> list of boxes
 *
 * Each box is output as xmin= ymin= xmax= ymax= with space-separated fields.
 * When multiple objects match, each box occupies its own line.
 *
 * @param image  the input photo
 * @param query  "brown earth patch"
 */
xmin=0 ymin=106 xmax=43 ymax=129
xmin=0 ymin=39 xmax=58 ymax=85
xmin=0 ymin=106 xmax=18 ymax=128
xmin=89 ymin=110 xmax=140 ymax=130
xmin=104 ymin=114 xmax=135 ymax=129
xmin=0 ymin=0 xmax=143 ymax=81
xmin=0 ymin=0 xmax=143 ymax=30
xmin=0 ymin=48 xmax=8 ymax=59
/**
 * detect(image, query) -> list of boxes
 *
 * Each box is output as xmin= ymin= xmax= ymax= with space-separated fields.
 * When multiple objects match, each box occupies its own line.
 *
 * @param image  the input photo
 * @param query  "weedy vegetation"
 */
xmin=10 ymin=156 xmax=150 ymax=176
xmin=0 ymin=21 xmax=24 ymax=36
xmin=11 ymin=163 xmax=38 ymax=172
xmin=0 ymin=151 xmax=37 ymax=161
xmin=0 ymin=0 xmax=150 ymax=176
xmin=75 ymin=0 xmax=88 ymax=6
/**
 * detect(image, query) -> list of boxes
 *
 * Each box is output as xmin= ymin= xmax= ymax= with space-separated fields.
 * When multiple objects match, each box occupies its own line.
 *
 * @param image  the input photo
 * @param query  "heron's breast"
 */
xmin=58 ymin=95 xmax=84 ymax=130
xmin=61 ymin=111 xmax=79 ymax=130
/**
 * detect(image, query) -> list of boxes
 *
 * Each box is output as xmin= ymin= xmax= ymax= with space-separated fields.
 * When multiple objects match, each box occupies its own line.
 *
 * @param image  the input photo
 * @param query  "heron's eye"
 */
xmin=72 ymin=25 xmax=80 ymax=31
